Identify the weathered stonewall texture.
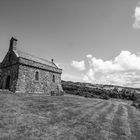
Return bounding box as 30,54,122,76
0,37,63,95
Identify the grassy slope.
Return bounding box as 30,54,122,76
0,93,140,140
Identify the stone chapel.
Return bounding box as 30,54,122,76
0,37,63,94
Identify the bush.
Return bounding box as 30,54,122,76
132,98,140,108
62,81,139,101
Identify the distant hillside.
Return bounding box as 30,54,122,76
62,80,140,101
62,80,140,93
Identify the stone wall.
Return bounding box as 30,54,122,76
0,47,63,94
0,49,19,91
16,64,62,94
1,51,18,67
0,64,19,92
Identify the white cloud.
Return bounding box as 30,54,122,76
86,54,92,58
71,60,85,71
83,51,140,87
115,51,140,70
83,69,95,83
133,3,140,29
86,51,140,74
61,50,140,88
62,73,83,82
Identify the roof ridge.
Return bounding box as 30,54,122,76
13,50,58,68
17,50,52,63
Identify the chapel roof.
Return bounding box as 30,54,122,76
14,50,58,68
8,37,62,74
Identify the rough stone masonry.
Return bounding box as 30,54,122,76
0,37,63,95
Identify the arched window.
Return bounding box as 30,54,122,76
35,71,39,81
52,75,55,83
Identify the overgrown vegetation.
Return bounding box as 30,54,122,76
131,93,140,108
62,81,139,101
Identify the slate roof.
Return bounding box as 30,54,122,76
14,50,57,68
13,50,62,74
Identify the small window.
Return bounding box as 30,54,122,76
35,71,39,81
52,75,55,83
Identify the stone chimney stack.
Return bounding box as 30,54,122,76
51,59,54,63
9,37,17,51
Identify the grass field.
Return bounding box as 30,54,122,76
0,93,140,140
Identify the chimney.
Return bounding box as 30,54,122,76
51,59,54,63
9,37,17,51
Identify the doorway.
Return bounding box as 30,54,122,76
5,75,10,89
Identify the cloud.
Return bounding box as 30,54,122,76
83,69,95,83
71,60,85,71
83,51,140,87
86,51,140,73
86,54,92,58
115,51,140,70
133,3,140,29
62,73,83,82
62,50,140,88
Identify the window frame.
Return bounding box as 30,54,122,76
35,71,39,81
52,75,55,83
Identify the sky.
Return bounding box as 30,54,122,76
0,0,140,88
